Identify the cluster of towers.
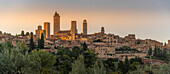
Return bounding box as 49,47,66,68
36,22,50,39
36,11,88,40
53,11,88,39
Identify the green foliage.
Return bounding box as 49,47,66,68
124,56,130,73
54,45,57,49
1,41,170,74
136,40,140,44
82,42,88,51
70,54,87,74
54,47,73,73
72,46,83,59
21,30,25,36
153,63,170,74
38,33,44,49
115,46,139,54
130,63,170,74
38,39,41,48
88,60,106,74
0,42,30,74
148,48,152,56
29,50,56,73
130,57,143,64
103,58,119,73
83,49,97,68
70,55,106,74
29,32,35,52
26,32,30,36
0,42,56,74
153,47,164,60
40,33,44,48
166,53,170,62
93,39,103,42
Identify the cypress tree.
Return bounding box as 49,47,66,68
29,32,35,52
26,32,30,36
148,48,152,56
38,39,40,48
40,33,44,49
82,42,88,51
21,30,25,36
38,33,45,49
124,56,130,73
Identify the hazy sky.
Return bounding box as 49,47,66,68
0,0,170,43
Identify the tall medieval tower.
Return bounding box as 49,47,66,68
71,21,77,41
82,19,87,36
44,22,50,39
101,27,105,35
53,11,60,34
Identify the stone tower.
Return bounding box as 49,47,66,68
44,22,50,39
38,25,42,30
54,11,60,35
101,27,105,35
71,21,77,40
36,25,46,39
82,19,87,36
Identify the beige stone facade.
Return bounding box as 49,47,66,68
54,11,60,34
44,22,50,39
82,20,87,36
36,25,46,39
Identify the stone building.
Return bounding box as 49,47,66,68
44,22,50,39
35,25,46,39
82,19,87,37
101,27,105,35
71,21,77,41
54,11,60,34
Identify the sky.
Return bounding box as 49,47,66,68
0,0,170,43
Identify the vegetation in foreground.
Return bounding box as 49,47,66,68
0,41,170,74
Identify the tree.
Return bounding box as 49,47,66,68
124,56,130,73
153,63,170,74
164,42,167,46
38,33,44,49
26,32,30,36
148,48,152,56
88,60,106,74
29,50,56,73
118,61,125,73
153,47,164,59
70,54,87,74
82,42,88,51
136,40,140,44
0,42,31,74
72,46,82,59
83,49,97,68
54,48,73,74
21,30,25,36
113,62,119,73
93,39,103,42
29,32,35,52
103,58,118,72
40,33,44,49
166,53,170,62
129,65,145,74
130,63,170,74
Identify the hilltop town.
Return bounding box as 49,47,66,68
0,11,170,61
